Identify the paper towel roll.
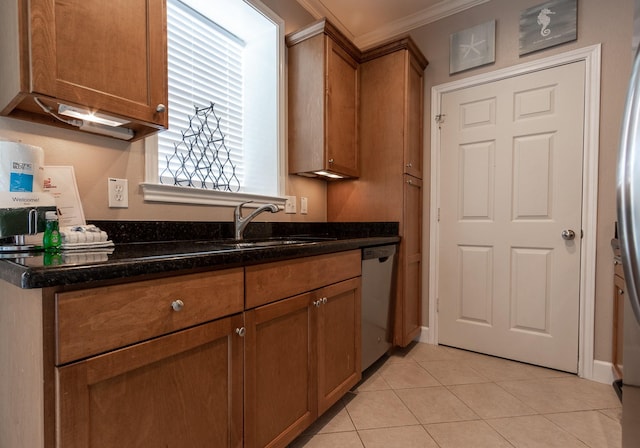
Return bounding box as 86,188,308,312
0,141,45,192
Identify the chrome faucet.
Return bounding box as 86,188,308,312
234,201,280,240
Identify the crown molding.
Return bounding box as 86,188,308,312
296,0,490,49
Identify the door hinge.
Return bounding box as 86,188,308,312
437,207,440,222
437,297,440,313
435,113,446,124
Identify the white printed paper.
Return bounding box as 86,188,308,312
42,166,86,227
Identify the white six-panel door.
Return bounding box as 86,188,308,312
438,61,585,373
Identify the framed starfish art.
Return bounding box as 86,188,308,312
449,20,496,74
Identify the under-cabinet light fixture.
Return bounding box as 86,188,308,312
58,104,130,127
313,170,345,179
79,121,134,140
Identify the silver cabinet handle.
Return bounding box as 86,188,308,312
619,289,625,296
156,104,166,113
561,229,576,240
235,327,246,337
328,158,334,164
313,298,328,307
171,299,184,311
406,162,412,168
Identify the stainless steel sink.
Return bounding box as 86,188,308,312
183,237,335,251
221,238,329,249
228,240,306,248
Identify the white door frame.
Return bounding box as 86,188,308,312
427,44,602,380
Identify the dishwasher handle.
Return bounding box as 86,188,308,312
362,244,397,261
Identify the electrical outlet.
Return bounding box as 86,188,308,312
300,197,308,214
284,195,296,214
108,178,129,208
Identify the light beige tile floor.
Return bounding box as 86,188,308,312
289,342,622,448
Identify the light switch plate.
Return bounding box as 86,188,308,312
108,178,129,208
284,195,296,214
300,197,308,214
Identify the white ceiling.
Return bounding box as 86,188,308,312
296,0,490,49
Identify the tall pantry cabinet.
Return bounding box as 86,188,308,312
327,38,428,347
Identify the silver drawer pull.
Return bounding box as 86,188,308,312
322,297,327,304
235,327,246,337
171,299,184,312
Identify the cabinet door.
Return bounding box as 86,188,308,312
326,37,359,177
404,52,424,179
317,277,361,415
396,175,423,346
56,314,244,448
245,293,317,448
29,0,167,127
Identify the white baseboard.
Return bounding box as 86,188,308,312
416,326,432,344
415,326,614,385
590,360,616,385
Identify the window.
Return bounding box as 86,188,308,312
143,0,285,206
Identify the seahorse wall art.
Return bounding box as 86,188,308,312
537,7,556,37
519,0,577,56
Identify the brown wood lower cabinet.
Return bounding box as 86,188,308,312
56,314,244,448
244,277,361,448
398,175,423,346
0,252,362,448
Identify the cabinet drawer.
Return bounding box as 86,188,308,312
55,269,244,365
245,250,361,308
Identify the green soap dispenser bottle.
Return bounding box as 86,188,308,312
43,211,61,252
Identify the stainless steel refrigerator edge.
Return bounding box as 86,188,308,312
616,1,640,445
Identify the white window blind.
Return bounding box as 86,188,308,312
159,0,245,191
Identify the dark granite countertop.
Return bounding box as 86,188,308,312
0,221,400,289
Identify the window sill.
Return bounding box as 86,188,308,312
140,183,286,208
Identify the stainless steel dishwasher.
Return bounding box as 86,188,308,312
361,244,397,371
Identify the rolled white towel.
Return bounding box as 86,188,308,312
60,225,109,244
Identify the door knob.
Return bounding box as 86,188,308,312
561,229,576,240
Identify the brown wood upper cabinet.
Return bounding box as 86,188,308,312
0,0,168,141
287,19,360,178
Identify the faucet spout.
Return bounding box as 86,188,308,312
234,201,280,240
